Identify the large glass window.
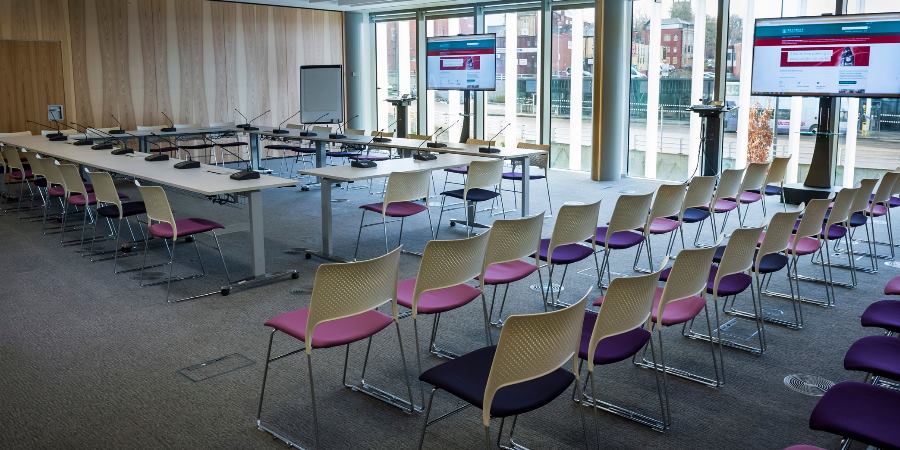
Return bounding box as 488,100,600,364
375,20,418,134
484,11,542,148
426,16,476,143
549,7,595,171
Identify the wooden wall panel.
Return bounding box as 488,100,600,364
0,41,66,133
0,0,344,130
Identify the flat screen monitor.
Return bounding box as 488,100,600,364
426,34,497,91
751,12,900,98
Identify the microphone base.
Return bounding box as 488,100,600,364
74,139,94,146
160,127,176,133
242,126,259,131
271,129,290,134
426,142,447,148
479,147,501,154
329,133,347,139
296,131,316,137
48,135,67,142
372,137,392,143
111,148,134,155
145,154,170,162
414,152,437,161
174,160,201,169
109,129,126,135
351,160,378,169
91,143,113,150
230,169,261,180
236,124,251,129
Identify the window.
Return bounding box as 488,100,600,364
664,34,671,42
550,7,594,171
426,16,476,143
375,20,418,134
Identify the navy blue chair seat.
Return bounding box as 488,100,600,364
670,207,710,224
441,188,500,203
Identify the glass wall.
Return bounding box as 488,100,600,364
484,11,542,148
426,16,476,143
375,20,418,134
550,7,595,171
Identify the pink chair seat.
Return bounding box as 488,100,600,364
148,218,224,239
10,169,33,180
699,199,738,213
481,260,538,285
360,201,427,218
885,275,900,295
787,235,821,256
868,204,888,217
397,278,481,314
736,191,763,204
641,217,680,234
264,307,393,349
67,193,97,206
48,186,66,197
595,287,705,327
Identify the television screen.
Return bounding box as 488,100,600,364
426,34,497,91
751,13,900,98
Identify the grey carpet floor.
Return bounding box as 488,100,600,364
0,166,893,449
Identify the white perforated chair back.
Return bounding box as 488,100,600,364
657,246,717,320
650,184,687,221
464,159,503,195
346,128,365,136
795,199,831,240
757,211,802,268
517,142,550,169
22,152,45,179
306,247,401,353
548,201,601,264
483,296,586,426
683,176,716,212
208,122,235,128
714,226,764,294
826,187,858,228
765,156,790,187
483,213,545,272
383,170,431,212
41,128,77,136
587,267,664,368
466,138,496,146
740,162,770,193
58,164,89,197
0,131,32,137
137,185,177,237
871,172,899,206
174,123,200,129
851,178,878,214
412,232,490,316
1,147,25,172
312,125,332,133
606,192,653,238
713,168,745,203
42,159,64,187
371,130,394,138
408,133,432,140
137,125,164,132
89,171,122,211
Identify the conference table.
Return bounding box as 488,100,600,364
299,153,493,261
0,134,299,296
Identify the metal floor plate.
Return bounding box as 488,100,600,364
783,374,834,396
178,353,254,382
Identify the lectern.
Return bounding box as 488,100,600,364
386,96,415,138
687,104,730,177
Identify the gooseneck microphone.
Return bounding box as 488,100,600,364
27,120,67,141
69,122,116,150
142,133,179,162
296,113,327,137
479,123,511,154
371,119,398,144
68,122,96,146
109,114,126,134
160,112,176,132
239,109,270,132
273,109,302,134
235,108,250,129
414,127,440,161
205,137,259,180
351,119,398,169
332,114,359,139
428,118,461,149
152,132,200,169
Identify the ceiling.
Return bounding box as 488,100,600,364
220,0,475,12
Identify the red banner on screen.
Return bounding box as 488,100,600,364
780,46,870,67
439,56,481,71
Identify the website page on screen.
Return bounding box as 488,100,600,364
752,14,900,97
426,35,496,90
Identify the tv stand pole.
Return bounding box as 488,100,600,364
783,96,840,205
459,90,472,143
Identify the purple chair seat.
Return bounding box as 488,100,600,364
350,154,390,162
660,265,751,296
820,224,847,240
266,144,316,154
482,260,538,285
10,169,33,180
861,300,900,334
396,278,481,314
502,171,546,181
419,345,574,418
264,307,392,349
48,186,65,197
868,203,888,217
787,235,821,256
444,166,468,175
326,151,354,158
809,381,900,450
441,188,500,203
641,217,680,234
97,201,146,218
595,287,705,326
698,199,738,213
591,227,645,249
579,311,650,364
538,239,594,265
727,192,763,204
890,197,900,208
750,185,783,196
670,207,710,224
712,245,788,274
67,193,98,206
885,276,900,295
360,201,427,218
843,335,900,381
148,218,224,239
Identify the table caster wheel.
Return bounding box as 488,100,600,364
449,222,455,227
291,272,300,279
305,253,312,260
301,186,310,192
221,287,231,296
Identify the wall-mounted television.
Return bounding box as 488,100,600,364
751,12,900,98
426,34,497,91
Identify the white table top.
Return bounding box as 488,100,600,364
299,153,491,182
0,135,296,196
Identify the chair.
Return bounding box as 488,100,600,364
807,187,858,306
836,178,880,274
696,168,744,243
673,176,716,249
843,335,900,385
417,297,587,450
442,138,496,191
589,192,653,291
137,184,231,303
580,266,669,431
397,232,491,373
632,246,721,388
682,226,766,359
86,171,147,273
481,213,545,326
539,200,602,308
39,158,68,235
861,300,900,336
351,131,393,163
633,183,686,273
725,210,803,329
761,199,832,310
58,163,98,247
863,171,900,262
753,156,790,212
435,159,505,238
1,146,33,213
20,151,49,216
315,125,355,163
730,161,770,224
256,247,415,449
354,169,433,259
808,382,900,450
501,142,552,216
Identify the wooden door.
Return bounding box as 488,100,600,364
0,40,66,134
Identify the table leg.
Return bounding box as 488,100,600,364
520,156,530,217
249,190,265,276
315,141,326,168
138,137,148,154
249,132,261,171
322,179,333,257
